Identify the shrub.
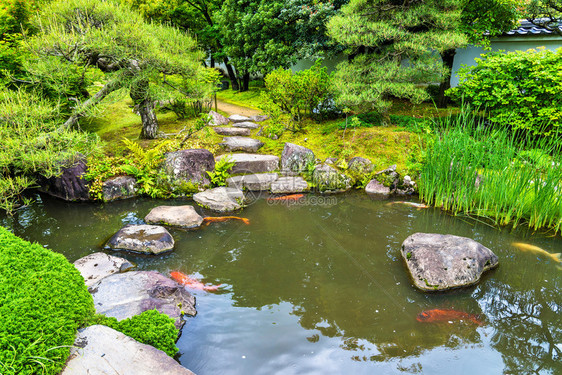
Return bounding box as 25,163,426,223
0,226,94,375
207,156,235,187
449,48,562,136
89,310,179,357
263,60,334,124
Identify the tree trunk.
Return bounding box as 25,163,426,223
138,99,159,139
61,79,123,130
242,72,250,92
130,77,159,139
437,49,456,108
223,57,239,91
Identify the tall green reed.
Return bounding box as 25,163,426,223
419,107,562,233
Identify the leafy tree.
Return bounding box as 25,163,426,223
526,0,562,35
26,0,210,139
327,0,467,114
217,0,346,91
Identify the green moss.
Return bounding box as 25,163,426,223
87,310,179,357
406,252,412,260
0,227,95,375
216,88,265,109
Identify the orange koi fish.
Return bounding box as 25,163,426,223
416,309,483,325
170,271,221,292
203,216,250,225
268,194,304,201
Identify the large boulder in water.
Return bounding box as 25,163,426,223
144,205,204,229
61,325,196,375
281,143,315,173
89,270,196,329
38,153,90,201
401,233,499,292
102,176,138,202
164,149,215,188
73,252,135,287
105,225,175,254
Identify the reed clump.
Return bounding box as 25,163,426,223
419,109,562,233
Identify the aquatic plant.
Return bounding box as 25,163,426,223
419,110,562,233
0,226,94,375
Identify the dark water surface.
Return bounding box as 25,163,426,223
2,193,561,374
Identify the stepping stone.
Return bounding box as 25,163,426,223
227,173,279,191
232,121,259,129
105,225,174,254
229,114,251,123
193,187,245,212
220,136,264,152
89,270,196,329
401,233,499,292
61,325,196,375
249,114,269,122
74,252,135,287
145,205,204,229
209,110,229,126
217,153,279,174
270,176,309,194
214,127,251,136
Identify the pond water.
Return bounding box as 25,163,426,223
2,193,561,374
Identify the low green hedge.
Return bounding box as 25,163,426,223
0,226,94,375
0,227,181,374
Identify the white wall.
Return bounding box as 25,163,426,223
451,37,562,87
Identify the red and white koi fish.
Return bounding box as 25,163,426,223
416,309,483,325
170,271,221,292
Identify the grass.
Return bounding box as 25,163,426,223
419,109,562,233
216,87,265,110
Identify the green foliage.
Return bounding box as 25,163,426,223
460,0,519,46
207,156,235,187
327,0,467,113
0,87,100,213
0,227,94,375
419,108,562,233
449,48,562,136
262,60,334,127
87,310,179,357
336,112,383,130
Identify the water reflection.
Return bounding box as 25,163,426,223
1,192,561,374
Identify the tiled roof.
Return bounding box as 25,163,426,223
505,19,562,36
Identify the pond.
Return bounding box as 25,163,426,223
2,193,561,374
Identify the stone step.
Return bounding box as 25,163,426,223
193,187,245,212
217,153,279,175
232,121,259,129
220,136,264,153
270,176,309,194
228,114,251,123
227,173,279,191
214,127,251,136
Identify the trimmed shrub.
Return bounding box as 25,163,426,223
0,226,94,375
449,48,562,136
91,310,180,357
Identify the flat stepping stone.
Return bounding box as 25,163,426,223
401,233,499,292
90,270,196,329
217,153,279,174
214,127,251,136
232,121,259,129
74,252,135,287
270,176,309,194
249,114,269,122
229,114,251,123
145,205,203,229
220,136,264,152
227,173,278,191
209,110,229,126
105,225,174,254
193,187,245,212
61,325,195,375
